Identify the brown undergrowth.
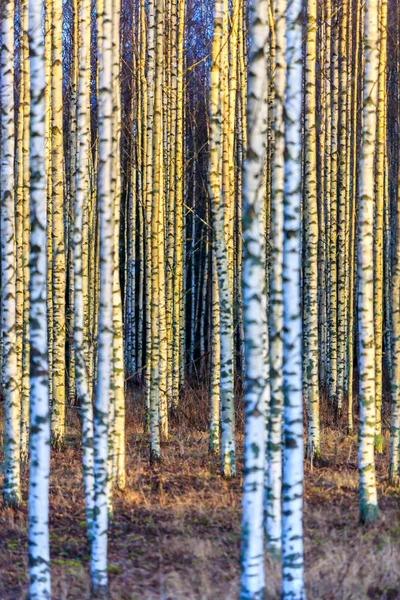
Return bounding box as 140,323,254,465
0,388,400,599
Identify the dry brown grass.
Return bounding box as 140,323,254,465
1,389,400,599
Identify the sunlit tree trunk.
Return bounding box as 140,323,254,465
304,0,320,458
51,0,66,446
110,0,126,490
390,160,400,485
357,0,379,525
74,0,95,538
172,0,185,405
374,0,387,454
17,0,31,463
348,0,362,434
336,0,349,416
145,0,155,428
149,0,165,462
45,0,53,407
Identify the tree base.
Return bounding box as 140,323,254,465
91,582,108,599
3,490,22,509
360,502,379,525
150,450,161,466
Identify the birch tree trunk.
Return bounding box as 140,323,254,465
209,0,236,479
240,0,269,596
20,0,31,463
266,0,285,554
110,0,126,490
357,0,379,524
91,0,115,591
304,0,320,458
374,0,387,454
50,0,66,446
390,165,400,485
1,0,22,508
74,0,95,538
28,0,51,594
281,0,305,593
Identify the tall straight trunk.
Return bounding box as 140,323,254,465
149,0,165,462
28,0,51,594
20,0,31,463
45,0,53,406
281,0,305,593
304,0,320,458
74,0,95,538
390,157,400,485
374,0,387,454
166,0,177,401
329,2,339,408
1,0,21,508
209,252,220,454
240,0,269,596
348,0,362,433
172,0,185,405
145,0,155,428
111,0,125,490
67,0,78,408
266,0,285,554
137,26,145,377
51,0,66,446
91,0,115,591
323,0,332,394
16,0,25,464
357,0,379,525
209,0,236,478
337,0,349,415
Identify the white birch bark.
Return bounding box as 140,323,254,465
91,0,114,591
1,0,21,507
281,0,305,594
390,180,400,485
74,0,95,538
28,1,51,595
304,0,320,458
266,0,286,555
111,0,125,491
357,0,379,523
209,0,236,478
240,0,269,597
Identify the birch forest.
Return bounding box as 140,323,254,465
1,0,400,597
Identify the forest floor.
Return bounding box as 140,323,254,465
1,387,400,599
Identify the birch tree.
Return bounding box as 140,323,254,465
304,0,320,458
266,0,285,554
281,0,305,593
240,0,269,596
1,0,22,508
91,0,115,590
28,0,51,594
50,0,66,446
74,0,95,536
209,0,236,478
357,0,379,524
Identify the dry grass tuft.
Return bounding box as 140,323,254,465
0,389,399,599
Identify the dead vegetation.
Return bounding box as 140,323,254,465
1,389,400,599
